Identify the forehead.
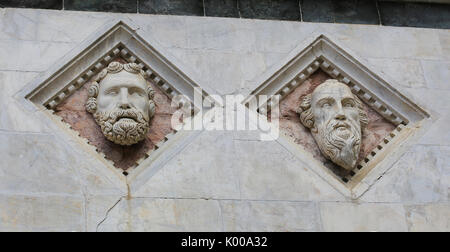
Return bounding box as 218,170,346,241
99,71,147,90
312,82,354,102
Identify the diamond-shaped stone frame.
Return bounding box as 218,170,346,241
17,19,214,193
244,34,434,199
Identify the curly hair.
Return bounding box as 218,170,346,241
297,81,368,132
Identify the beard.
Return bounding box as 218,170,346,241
93,108,149,146
314,118,362,171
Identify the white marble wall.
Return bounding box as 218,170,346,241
0,8,449,232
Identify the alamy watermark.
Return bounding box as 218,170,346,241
170,88,280,141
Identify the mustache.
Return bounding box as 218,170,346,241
108,108,142,123
323,118,360,150
327,120,350,130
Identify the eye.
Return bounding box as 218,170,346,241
130,89,145,97
106,89,118,95
322,102,331,108
343,101,355,108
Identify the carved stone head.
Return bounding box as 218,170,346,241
86,62,156,146
298,79,368,170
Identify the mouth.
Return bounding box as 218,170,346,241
120,116,135,119
117,116,137,122
333,123,350,130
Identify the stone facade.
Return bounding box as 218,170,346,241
0,8,449,232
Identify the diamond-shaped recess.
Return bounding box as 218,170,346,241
19,20,211,192
244,34,433,199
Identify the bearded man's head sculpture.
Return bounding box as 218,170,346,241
298,79,368,170
86,62,156,146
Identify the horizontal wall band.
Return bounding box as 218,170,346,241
0,0,449,29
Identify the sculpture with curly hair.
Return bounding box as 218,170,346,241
86,62,156,146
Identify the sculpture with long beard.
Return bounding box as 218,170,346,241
298,79,368,171
93,108,149,146
314,116,362,170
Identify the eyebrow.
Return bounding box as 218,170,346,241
105,84,146,91
129,86,146,92
341,97,356,102
317,96,335,104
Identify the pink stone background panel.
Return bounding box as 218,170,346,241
277,70,396,175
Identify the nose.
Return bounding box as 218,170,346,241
119,88,131,109
334,105,346,120
335,113,346,120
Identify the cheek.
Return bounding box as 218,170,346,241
97,95,116,111
347,109,360,122
351,110,360,119
313,108,330,126
131,96,149,112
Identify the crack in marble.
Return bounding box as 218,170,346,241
96,197,123,232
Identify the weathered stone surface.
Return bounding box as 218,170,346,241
252,20,317,53
174,50,244,95
238,0,300,21
421,60,450,90
178,50,267,95
367,58,427,89
137,129,345,201
405,204,450,231
0,133,82,195
85,195,123,232
139,0,204,16
65,0,137,13
320,202,408,232
185,17,256,53
0,71,50,132
135,131,241,199
234,131,346,201
438,30,450,60
301,0,334,23
302,0,379,25
400,88,450,145
379,1,450,29
376,27,443,60
328,24,443,60
0,40,76,71
277,70,395,176
0,0,62,9
360,145,450,203
0,195,84,232
55,64,176,170
71,149,126,195
130,15,188,49
205,0,239,18
220,200,320,231
0,71,39,97
97,198,223,232
1,0,449,30
0,8,110,43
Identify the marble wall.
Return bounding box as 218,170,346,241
0,8,449,231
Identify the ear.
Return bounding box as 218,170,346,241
147,87,155,100
86,97,97,114
88,82,99,98
148,100,156,119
